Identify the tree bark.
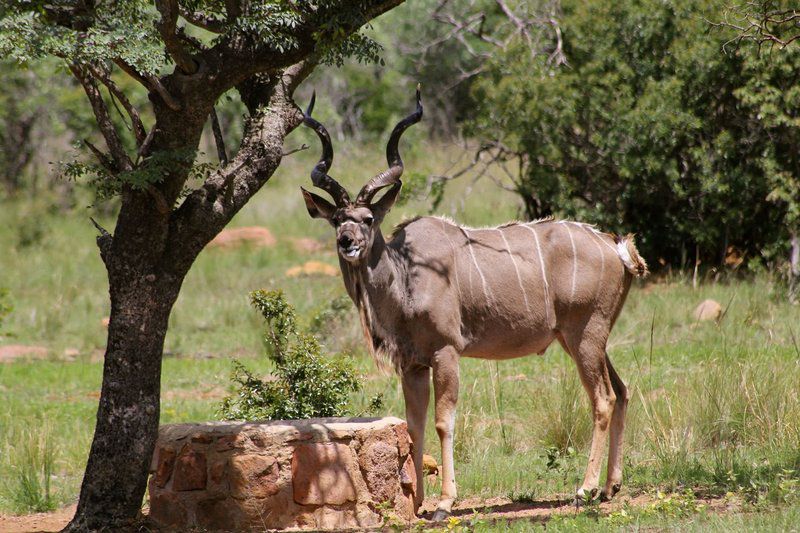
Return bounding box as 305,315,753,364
64,213,184,531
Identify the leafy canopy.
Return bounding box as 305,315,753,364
470,0,800,266
0,1,382,71
0,1,388,203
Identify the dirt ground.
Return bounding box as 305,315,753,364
0,493,739,532
0,504,76,533
418,492,736,524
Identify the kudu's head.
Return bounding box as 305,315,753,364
301,87,422,263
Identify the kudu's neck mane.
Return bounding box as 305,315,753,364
341,229,406,372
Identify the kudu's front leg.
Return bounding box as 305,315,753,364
431,346,460,521
402,365,430,513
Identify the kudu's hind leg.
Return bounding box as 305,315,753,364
601,354,628,501
431,346,460,521
402,366,430,513
559,330,616,504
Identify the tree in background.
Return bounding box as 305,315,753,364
717,0,800,299
0,1,403,529
469,0,800,278
301,0,564,140
0,62,41,194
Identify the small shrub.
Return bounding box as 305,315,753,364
219,290,380,421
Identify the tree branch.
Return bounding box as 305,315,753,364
191,0,404,97
146,184,172,214
167,60,315,274
87,64,147,147
282,144,309,157
90,217,113,266
210,107,228,165
180,8,226,33
155,0,198,74
112,58,149,88
84,139,114,172
69,65,133,172
713,2,800,52
112,59,181,111
146,74,182,111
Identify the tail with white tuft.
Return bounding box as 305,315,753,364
615,234,648,277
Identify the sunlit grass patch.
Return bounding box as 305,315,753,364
2,143,800,522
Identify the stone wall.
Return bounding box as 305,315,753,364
148,417,416,531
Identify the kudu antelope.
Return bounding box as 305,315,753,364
300,88,648,520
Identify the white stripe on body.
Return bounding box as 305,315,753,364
460,227,493,303
577,222,618,254
559,221,578,300
520,223,551,324
439,219,463,298
495,228,531,313
576,222,606,300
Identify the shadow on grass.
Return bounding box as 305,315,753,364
420,496,575,521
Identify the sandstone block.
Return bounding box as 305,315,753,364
172,446,207,491
229,454,280,499
292,442,357,505
153,447,176,488
149,492,186,527
359,440,399,504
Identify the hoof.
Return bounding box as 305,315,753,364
600,483,621,502
431,509,451,522
574,487,598,506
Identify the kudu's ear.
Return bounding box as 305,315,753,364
370,182,402,220
301,187,336,221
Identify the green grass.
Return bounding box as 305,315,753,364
2,142,800,528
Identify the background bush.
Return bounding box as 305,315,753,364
468,0,800,269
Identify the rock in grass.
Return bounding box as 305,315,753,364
285,261,338,278
693,299,722,321
423,454,438,476
209,226,276,249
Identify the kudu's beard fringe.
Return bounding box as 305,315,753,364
354,282,396,376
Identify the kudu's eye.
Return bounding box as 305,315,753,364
364,216,374,226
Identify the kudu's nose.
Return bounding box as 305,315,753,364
338,235,353,248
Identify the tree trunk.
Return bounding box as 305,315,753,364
65,216,184,531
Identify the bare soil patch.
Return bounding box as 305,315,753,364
419,492,740,525
0,344,48,363
0,493,741,532
0,504,76,533
289,237,326,254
